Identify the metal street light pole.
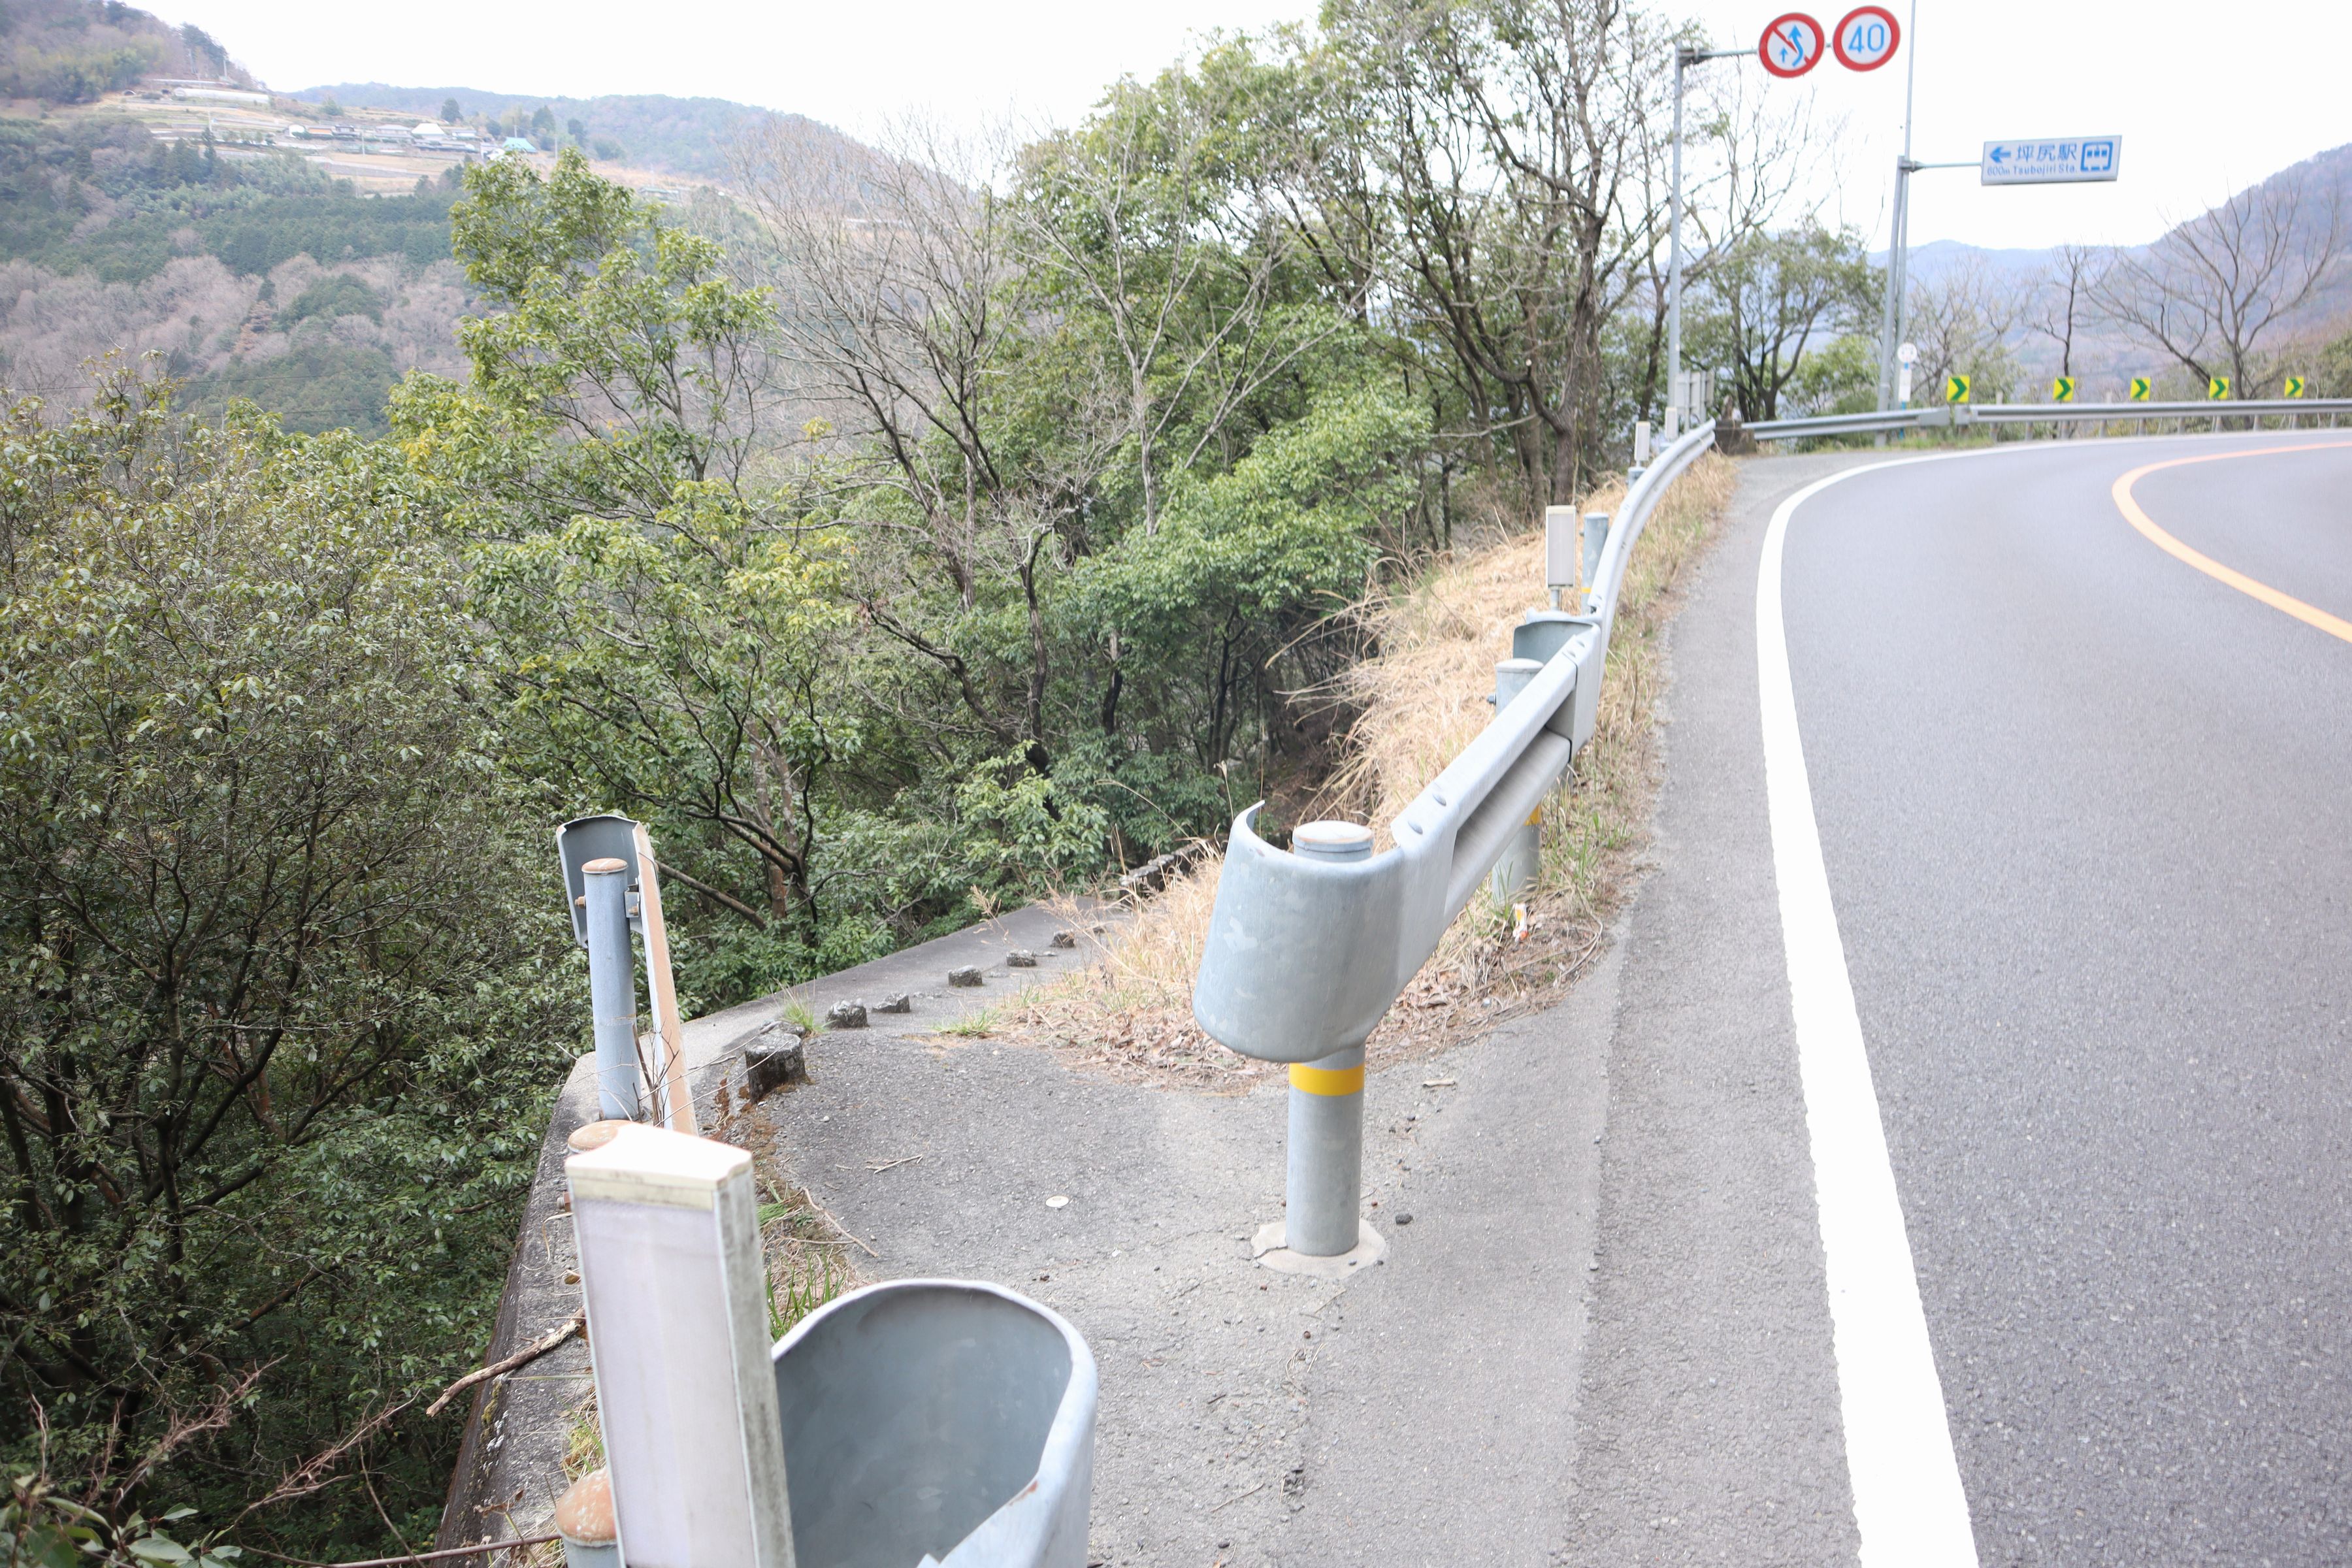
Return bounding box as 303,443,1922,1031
1876,0,1922,411
1666,42,1747,440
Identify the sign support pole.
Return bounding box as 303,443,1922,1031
1875,0,1920,414
1665,44,1746,444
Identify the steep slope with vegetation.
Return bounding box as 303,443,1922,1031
0,0,246,104
0,114,472,431
293,85,852,183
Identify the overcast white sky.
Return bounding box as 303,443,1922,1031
151,0,2351,253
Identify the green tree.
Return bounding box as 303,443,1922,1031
1687,223,1876,421
0,372,577,1554
398,152,851,939
440,96,461,123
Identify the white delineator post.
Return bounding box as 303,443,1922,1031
568,1124,796,1568
1544,504,1580,610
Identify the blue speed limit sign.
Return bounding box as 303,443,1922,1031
1759,12,1825,77
1833,5,1901,70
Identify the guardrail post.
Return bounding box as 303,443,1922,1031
1488,659,1545,906
582,857,643,1120
1282,821,1375,1260
1580,512,1610,608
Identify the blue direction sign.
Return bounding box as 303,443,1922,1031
1982,137,2121,186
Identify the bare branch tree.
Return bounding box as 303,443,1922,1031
2091,172,2346,392
2027,242,2103,381
1011,69,1360,536
1907,258,2025,401
1333,0,1676,502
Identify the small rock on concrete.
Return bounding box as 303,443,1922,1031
742,1024,808,1101
875,992,912,1013
1006,949,1038,968
1394,1212,1414,1226
1051,930,1077,948
947,965,984,988
825,1000,868,1030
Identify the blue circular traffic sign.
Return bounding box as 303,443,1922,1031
1759,12,1825,77
1833,5,1901,71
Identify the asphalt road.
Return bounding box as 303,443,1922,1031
1779,431,2352,1564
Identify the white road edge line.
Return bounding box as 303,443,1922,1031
1758,459,1980,1568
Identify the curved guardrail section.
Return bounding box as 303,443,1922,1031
1748,397,2352,442
1188,398,2340,1260
1191,418,1722,1068
1196,395,2352,1054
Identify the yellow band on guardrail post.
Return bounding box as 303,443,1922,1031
1288,1062,1367,1096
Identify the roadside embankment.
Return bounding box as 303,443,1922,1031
1012,453,1739,1080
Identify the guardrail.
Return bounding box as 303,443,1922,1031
1188,417,1723,1263
1192,391,2352,1263
1748,397,2352,441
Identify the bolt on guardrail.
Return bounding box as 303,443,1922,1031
1192,420,1723,1260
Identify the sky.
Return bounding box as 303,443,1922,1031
148,0,2352,254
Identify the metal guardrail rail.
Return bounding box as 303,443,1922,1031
1748,397,2352,441
1188,395,2351,1262
1188,417,1724,1262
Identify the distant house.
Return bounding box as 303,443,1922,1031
502,136,536,153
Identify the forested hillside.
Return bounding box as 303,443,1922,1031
0,114,472,431
0,0,247,103
293,84,850,182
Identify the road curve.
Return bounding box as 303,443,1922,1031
1780,431,2352,1563
1555,430,2352,1568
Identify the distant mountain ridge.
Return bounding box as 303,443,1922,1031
1881,142,2352,289
290,84,849,183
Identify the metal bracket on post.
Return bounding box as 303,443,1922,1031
1580,512,1610,611
1486,660,1545,907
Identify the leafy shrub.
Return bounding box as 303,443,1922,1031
0,374,580,1558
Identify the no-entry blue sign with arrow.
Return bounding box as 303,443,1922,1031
1982,137,2122,185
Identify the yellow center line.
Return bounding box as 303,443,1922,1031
2112,442,2352,646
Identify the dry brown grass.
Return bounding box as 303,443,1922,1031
1014,453,1741,1083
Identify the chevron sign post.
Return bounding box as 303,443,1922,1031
2051,376,2075,402
1945,374,1971,404
2284,375,2307,398
2208,376,2231,400
2129,377,2153,401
